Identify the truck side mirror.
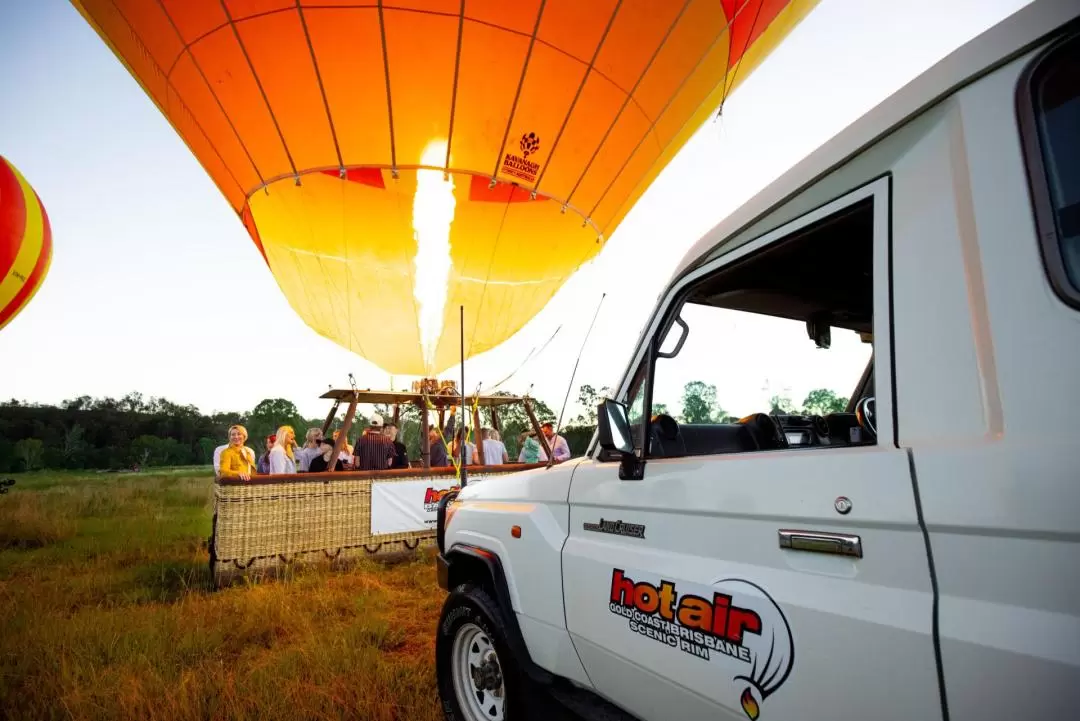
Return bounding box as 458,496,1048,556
597,399,633,454
597,399,645,480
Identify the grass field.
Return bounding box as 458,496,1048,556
0,469,446,721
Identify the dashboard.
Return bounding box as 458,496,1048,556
644,409,873,459
775,412,870,447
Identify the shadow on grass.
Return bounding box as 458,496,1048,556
131,558,213,601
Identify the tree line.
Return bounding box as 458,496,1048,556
573,382,849,425
0,382,848,473
0,391,568,473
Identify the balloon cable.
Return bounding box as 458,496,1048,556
715,0,766,120
550,292,606,467
488,323,563,392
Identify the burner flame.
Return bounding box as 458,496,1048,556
740,687,760,720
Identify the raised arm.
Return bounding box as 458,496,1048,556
443,407,457,438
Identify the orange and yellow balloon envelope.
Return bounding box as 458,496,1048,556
70,0,819,375
0,156,52,333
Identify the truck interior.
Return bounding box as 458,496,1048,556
630,195,879,459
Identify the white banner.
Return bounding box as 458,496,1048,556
370,478,461,535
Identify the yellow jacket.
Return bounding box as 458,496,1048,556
219,444,257,479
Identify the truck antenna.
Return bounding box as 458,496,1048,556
551,292,606,467
459,304,468,487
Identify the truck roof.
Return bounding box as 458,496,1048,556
669,0,1079,283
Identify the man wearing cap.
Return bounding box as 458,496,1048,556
353,414,395,471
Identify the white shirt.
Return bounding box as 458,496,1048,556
461,442,476,465
268,446,297,474
548,434,571,462
213,444,227,476
482,439,508,465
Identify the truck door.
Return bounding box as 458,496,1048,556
890,32,1080,720
563,180,944,721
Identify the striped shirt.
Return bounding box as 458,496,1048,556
354,429,395,470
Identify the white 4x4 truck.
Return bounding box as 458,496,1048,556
433,2,1080,720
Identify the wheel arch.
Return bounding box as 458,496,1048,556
442,544,555,686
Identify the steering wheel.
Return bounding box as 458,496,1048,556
855,396,877,441
649,413,685,457
738,413,790,451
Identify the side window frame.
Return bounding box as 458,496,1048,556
1016,29,1080,310
590,176,895,460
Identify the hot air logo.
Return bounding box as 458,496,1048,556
501,131,541,183
423,485,460,513
608,568,794,719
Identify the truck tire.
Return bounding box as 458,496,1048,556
436,582,531,721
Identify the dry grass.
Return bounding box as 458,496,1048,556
0,470,447,721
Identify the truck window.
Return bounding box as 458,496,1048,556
628,197,877,458
1019,31,1080,306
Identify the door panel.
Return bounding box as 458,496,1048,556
893,45,1080,720
564,447,941,721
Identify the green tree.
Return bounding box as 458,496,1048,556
130,435,163,467
680,381,724,424
197,437,219,465
247,398,306,444
119,392,147,413
573,384,611,426
61,395,93,411
802,388,848,416
769,395,797,414
249,398,303,425
159,437,188,466
62,423,87,466
14,438,43,471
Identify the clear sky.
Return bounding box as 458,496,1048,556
0,0,1030,422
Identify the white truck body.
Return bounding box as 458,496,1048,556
435,2,1080,720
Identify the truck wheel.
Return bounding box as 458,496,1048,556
436,583,526,721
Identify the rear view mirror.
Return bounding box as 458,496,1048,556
597,399,634,455
806,312,831,349
657,315,689,359
597,399,644,481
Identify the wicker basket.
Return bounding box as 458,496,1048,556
209,464,538,586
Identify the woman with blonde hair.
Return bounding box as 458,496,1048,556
332,429,354,470
268,425,297,474
218,425,257,481
296,427,324,472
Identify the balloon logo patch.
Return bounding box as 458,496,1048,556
608,568,794,719
501,131,542,183
519,132,540,158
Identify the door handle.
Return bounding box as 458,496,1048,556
778,529,862,558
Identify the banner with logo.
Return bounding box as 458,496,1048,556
370,478,460,535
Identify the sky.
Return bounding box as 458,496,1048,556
0,0,1031,423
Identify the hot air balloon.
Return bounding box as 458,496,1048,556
0,156,52,333
70,0,818,376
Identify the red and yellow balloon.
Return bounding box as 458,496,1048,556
0,156,52,332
